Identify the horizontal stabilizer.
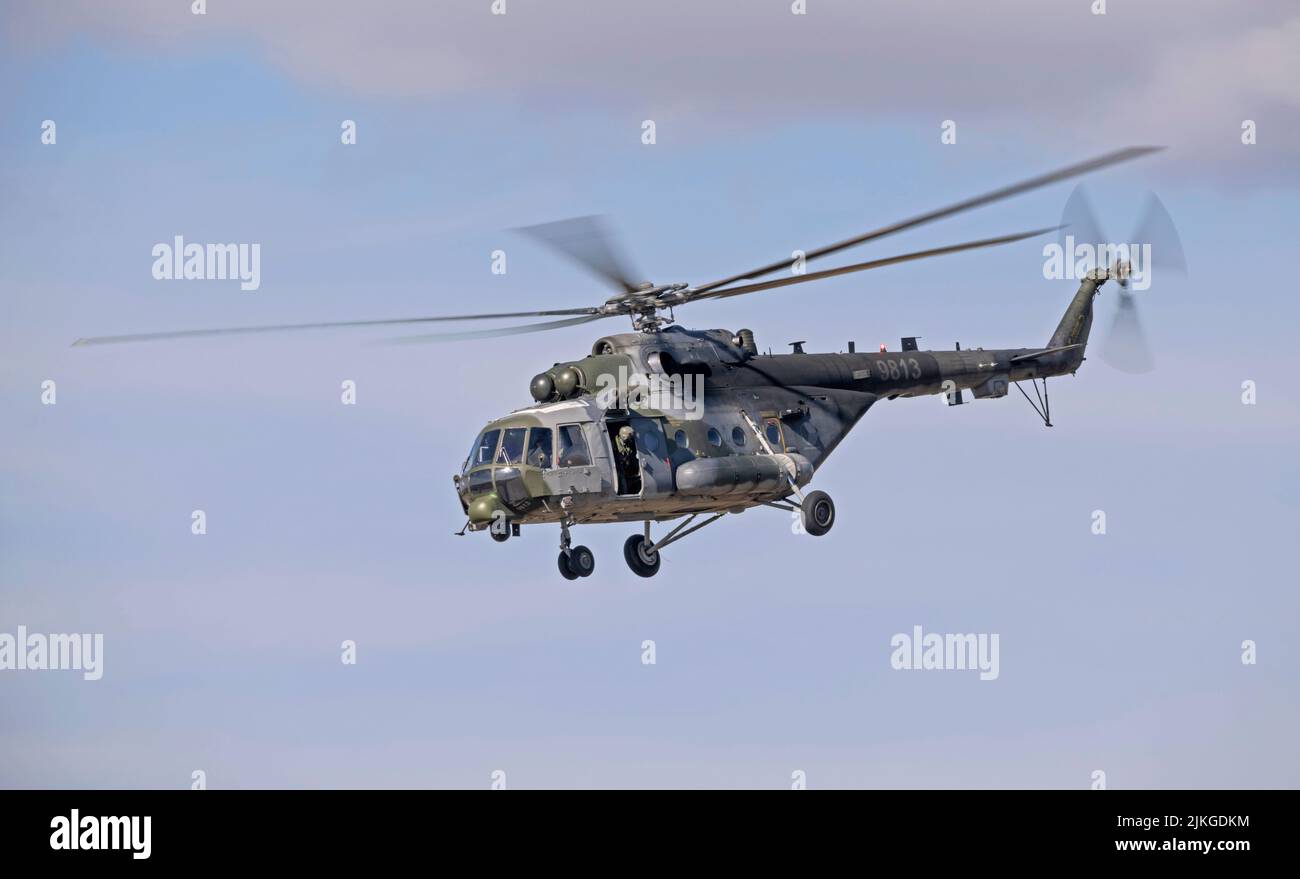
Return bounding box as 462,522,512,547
1010,344,1083,363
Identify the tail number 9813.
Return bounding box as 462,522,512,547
876,357,922,381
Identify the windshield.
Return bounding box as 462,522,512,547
466,429,500,469
497,427,526,465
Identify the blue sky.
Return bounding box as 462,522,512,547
1,1,1297,788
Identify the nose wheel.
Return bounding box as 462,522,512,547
559,545,595,579
556,518,594,579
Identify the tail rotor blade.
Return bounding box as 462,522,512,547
1059,185,1107,261
1102,289,1154,374
1131,191,1187,277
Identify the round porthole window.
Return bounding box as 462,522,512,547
732,426,746,446
706,427,722,447
765,423,781,446
674,429,688,449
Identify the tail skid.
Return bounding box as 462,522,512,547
1010,273,1112,428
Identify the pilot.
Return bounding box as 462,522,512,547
614,425,641,494
527,436,550,468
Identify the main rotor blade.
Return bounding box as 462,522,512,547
688,227,1058,303
514,215,643,294
692,146,1163,294
71,307,601,346
378,313,611,345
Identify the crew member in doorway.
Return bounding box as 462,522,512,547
614,425,642,495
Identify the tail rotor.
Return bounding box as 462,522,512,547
1059,186,1187,374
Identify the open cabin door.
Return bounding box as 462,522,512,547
605,413,673,498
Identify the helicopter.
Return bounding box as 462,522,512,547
75,146,1179,580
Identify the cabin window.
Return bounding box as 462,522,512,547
526,427,553,468
557,424,591,467
765,422,781,447
497,427,527,465
731,426,747,446
706,427,722,448
640,428,660,456
673,429,689,450
470,429,500,467
467,468,494,495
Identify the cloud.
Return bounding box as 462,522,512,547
7,0,1298,175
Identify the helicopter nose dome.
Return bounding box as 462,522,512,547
530,372,555,402
553,366,580,398
468,495,499,525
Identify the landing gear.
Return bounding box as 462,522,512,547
1015,376,1053,428
737,407,832,537
623,535,661,578
800,490,836,536
621,514,726,578
567,545,595,577
556,519,594,580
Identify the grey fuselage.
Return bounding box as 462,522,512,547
453,277,1100,528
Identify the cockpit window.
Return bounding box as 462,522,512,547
497,427,527,465
469,429,500,467
557,424,591,467
526,427,553,468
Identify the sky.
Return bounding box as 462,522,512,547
1,0,1297,789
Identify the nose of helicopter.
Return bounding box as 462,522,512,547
454,466,512,528
455,467,537,529
465,493,498,524
455,422,549,528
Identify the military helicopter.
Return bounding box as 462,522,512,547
76,146,1176,580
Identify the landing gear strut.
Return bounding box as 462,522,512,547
557,518,594,580
623,514,726,578
1015,376,1053,428
762,490,837,536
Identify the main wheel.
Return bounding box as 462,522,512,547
490,527,510,543
557,551,580,580
623,535,661,578
568,545,596,577
801,490,836,536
